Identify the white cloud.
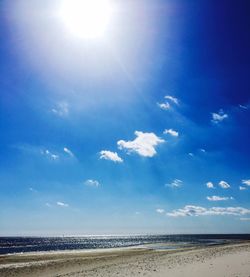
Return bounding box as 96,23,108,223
163,129,179,137
211,109,228,123
206,182,214,189
63,147,74,157
156,208,165,214
15,144,61,162
239,104,248,110
52,102,69,117
240,218,250,221
100,150,123,163
200,148,206,153
239,186,247,191
158,95,179,111
166,205,250,217
165,179,183,188
84,179,100,187
218,180,230,189
157,102,170,110
41,149,59,160
117,131,164,158
167,205,207,217
164,95,179,105
188,152,194,157
242,179,250,186
57,201,69,207
207,196,233,201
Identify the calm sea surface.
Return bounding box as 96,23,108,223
0,234,249,255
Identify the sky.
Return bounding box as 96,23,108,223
0,0,250,236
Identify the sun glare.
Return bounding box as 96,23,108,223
60,0,113,39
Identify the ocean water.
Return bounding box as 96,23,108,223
0,234,249,255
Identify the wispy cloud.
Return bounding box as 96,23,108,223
188,152,194,157
56,201,69,207
206,182,215,189
165,179,183,188
166,205,250,217
157,102,170,110
41,149,59,160
239,186,247,191
239,104,248,110
118,131,164,158
100,150,123,163
200,148,206,153
239,180,250,190
63,147,74,157
242,179,250,186
211,109,228,123
165,95,179,105
15,144,62,162
52,101,69,117
45,203,52,207
157,95,179,111
207,196,233,201
84,179,100,187
156,208,165,214
163,129,179,137
218,180,230,189
240,218,250,221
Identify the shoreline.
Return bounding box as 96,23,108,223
0,241,249,276
1,237,247,257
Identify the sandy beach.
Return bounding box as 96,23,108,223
0,242,250,277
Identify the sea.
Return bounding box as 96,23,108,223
0,234,249,255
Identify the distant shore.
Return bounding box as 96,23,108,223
0,241,250,277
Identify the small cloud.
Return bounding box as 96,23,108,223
240,218,250,221
211,109,228,123
100,150,123,163
41,149,59,160
84,179,100,187
218,180,230,189
166,205,250,217
167,205,207,217
207,196,233,201
135,211,141,215
163,129,179,137
156,208,165,214
157,95,179,111
52,102,69,117
15,144,60,162
29,187,37,192
239,186,247,191
118,131,164,158
206,182,215,189
165,179,183,188
63,147,74,157
239,104,248,110
157,102,170,110
164,95,179,105
56,201,69,207
200,148,206,153
242,179,250,186
188,152,194,157
45,202,52,207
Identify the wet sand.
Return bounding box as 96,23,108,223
0,242,250,277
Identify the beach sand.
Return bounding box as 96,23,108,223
0,242,249,277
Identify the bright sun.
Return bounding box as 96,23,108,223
60,0,113,39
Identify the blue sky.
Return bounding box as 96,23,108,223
0,0,250,235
